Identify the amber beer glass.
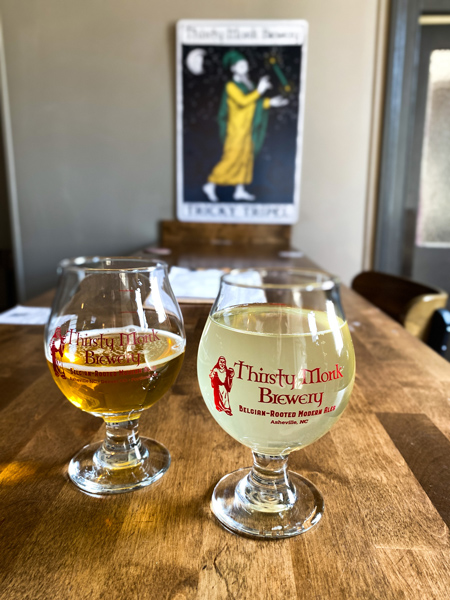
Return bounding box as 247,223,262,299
45,257,185,494
197,268,355,538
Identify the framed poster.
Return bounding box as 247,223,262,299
176,20,308,224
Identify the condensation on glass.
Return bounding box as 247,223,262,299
416,50,450,247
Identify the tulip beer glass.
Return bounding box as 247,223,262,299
197,268,355,538
45,257,185,494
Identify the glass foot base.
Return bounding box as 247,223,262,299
68,437,170,495
211,467,324,539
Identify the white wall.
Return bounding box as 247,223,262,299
0,0,384,298
292,1,382,284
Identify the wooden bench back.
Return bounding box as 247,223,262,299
160,220,291,247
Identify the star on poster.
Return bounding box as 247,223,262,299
176,20,308,224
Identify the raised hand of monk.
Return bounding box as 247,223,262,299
257,75,272,95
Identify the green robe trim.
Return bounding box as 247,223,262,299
217,81,269,156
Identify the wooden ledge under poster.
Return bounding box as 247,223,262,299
176,20,308,224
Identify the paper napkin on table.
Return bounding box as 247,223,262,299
168,267,266,303
0,305,51,325
168,267,225,300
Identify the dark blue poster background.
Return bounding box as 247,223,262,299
182,45,302,205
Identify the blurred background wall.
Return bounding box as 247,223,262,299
0,0,388,300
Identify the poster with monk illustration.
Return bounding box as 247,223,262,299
176,20,308,224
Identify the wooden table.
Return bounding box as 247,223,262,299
1,252,450,599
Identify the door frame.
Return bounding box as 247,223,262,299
374,0,450,274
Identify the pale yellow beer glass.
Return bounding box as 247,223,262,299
197,268,355,538
45,257,185,494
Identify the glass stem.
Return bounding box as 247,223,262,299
95,418,146,469
240,452,297,512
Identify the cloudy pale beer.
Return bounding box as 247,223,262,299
197,304,355,455
46,327,185,419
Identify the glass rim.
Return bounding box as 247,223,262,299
58,256,168,273
221,267,340,291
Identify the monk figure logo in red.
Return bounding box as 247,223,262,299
210,356,235,416
50,327,66,379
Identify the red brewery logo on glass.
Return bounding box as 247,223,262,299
48,328,163,379
208,356,346,420
49,327,67,379
210,356,235,416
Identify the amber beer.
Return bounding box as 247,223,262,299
197,304,355,455
46,327,185,419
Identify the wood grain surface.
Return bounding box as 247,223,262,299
1,262,450,599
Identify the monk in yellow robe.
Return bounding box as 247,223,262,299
203,50,288,202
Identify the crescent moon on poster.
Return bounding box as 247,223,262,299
186,48,206,75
